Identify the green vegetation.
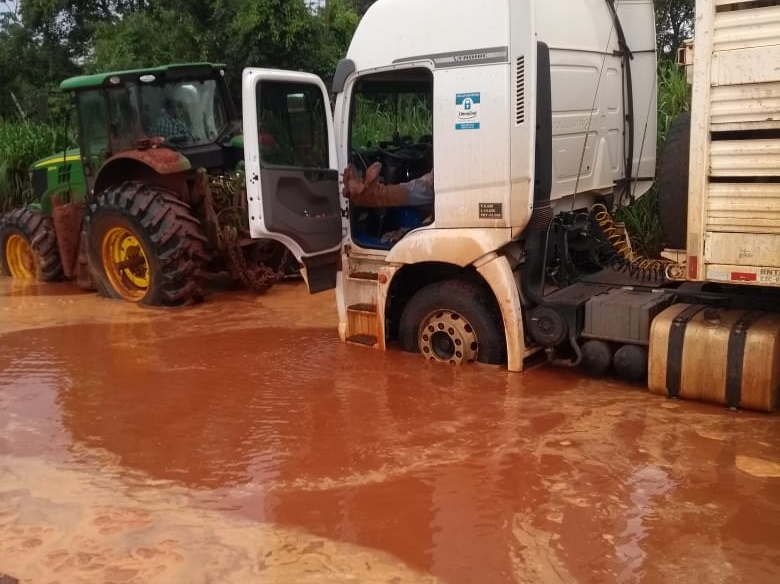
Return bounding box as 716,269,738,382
615,189,665,259
0,120,65,212
655,0,695,60
351,96,432,148
656,60,691,150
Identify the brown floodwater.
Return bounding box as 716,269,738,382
1,278,779,584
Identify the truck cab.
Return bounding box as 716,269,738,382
242,0,657,370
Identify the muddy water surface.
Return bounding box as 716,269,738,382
1,279,779,584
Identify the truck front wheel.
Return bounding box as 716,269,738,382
87,181,208,307
398,280,506,365
0,208,62,281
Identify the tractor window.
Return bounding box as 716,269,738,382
255,81,329,169
107,87,143,152
76,90,110,176
141,79,228,146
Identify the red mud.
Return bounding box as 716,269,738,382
1,279,779,583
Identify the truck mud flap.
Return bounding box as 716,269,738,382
301,250,340,293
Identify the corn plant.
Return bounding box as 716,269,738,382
351,95,432,149
0,120,65,213
656,60,691,149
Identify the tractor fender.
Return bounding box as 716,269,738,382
93,148,192,197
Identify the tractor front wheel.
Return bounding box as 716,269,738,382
87,181,208,306
0,208,62,281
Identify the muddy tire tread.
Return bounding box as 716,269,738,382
0,207,63,281
88,181,209,306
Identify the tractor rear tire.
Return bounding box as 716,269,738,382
87,181,208,307
657,111,691,250
398,280,506,365
0,208,62,281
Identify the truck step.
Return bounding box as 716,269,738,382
346,334,378,347
346,304,378,341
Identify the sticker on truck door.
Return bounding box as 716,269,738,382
455,92,480,130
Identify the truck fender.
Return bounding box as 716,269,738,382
384,228,513,267
93,149,191,196
475,254,530,373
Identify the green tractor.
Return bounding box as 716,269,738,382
0,62,293,305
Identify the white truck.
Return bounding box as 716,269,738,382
241,0,780,410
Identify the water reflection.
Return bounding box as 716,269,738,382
1,282,779,583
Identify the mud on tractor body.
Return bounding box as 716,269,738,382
0,63,296,306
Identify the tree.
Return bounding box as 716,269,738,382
19,0,120,60
90,8,203,71
222,0,357,90
0,19,78,119
347,0,375,15
309,0,360,81
655,0,694,61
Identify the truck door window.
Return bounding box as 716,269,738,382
256,82,329,169
348,68,434,249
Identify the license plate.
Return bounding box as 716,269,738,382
759,268,780,284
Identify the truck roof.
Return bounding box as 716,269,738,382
60,62,228,92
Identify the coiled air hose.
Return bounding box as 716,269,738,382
590,203,670,282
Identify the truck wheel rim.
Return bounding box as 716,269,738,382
5,234,35,279
418,310,478,364
101,227,150,301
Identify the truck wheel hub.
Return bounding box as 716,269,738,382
419,310,478,364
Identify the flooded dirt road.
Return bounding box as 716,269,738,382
1,279,779,584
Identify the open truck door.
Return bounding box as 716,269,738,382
242,69,341,293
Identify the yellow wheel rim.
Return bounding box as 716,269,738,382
101,226,150,301
5,234,36,279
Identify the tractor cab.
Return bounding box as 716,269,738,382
60,63,241,194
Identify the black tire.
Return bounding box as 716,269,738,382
0,207,62,281
398,280,506,365
87,181,208,307
657,111,691,249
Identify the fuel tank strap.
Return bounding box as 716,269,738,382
666,304,706,399
725,311,763,410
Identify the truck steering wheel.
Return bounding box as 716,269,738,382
379,143,429,162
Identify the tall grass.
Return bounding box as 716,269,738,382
0,119,65,213
617,61,691,257
656,60,691,149
351,95,432,148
